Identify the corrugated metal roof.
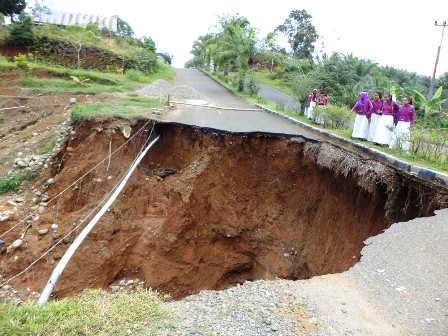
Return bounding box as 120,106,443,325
33,9,117,32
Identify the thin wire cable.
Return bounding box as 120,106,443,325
0,122,157,288
0,119,154,239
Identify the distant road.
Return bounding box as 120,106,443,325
164,68,321,140
256,83,299,109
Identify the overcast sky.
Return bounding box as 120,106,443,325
41,0,448,77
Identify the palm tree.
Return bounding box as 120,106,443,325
215,15,257,91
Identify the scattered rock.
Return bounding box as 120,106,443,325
38,228,49,235
122,125,132,139
8,239,23,252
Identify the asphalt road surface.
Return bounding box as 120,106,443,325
165,68,321,140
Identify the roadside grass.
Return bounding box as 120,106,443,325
5,59,175,94
250,71,295,97
71,97,166,120
0,61,16,72
0,289,172,336
19,77,125,94
0,171,38,194
41,66,121,85
144,61,176,84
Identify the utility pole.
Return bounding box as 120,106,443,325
428,21,447,100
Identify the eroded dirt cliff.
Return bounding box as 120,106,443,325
1,118,447,300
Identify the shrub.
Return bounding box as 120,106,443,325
9,13,35,46
411,127,448,164
0,171,37,194
244,78,259,96
125,69,144,82
312,105,351,129
14,53,32,73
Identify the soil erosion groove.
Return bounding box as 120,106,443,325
2,118,447,300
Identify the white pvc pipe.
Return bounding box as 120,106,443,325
38,135,160,304
0,106,29,111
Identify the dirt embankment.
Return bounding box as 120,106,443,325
1,118,447,301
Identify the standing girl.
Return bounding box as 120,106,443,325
389,95,415,151
366,92,383,141
349,92,372,140
372,93,399,146
305,89,318,119
315,91,328,124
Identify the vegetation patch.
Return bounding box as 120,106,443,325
37,132,58,155
71,97,165,120
0,171,37,194
0,289,171,336
19,77,125,94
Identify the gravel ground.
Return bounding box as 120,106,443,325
153,209,448,336
138,79,210,104
155,275,401,336
346,208,448,336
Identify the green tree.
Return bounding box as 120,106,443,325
115,16,134,38
275,9,318,60
215,14,258,91
65,25,99,68
263,32,277,73
9,12,35,45
30,0,51,17
141,36,156,53
0,0,26,21
190,33,218,70
161,53,172,65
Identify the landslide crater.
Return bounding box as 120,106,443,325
3,118,447,300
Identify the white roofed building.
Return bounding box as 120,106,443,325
32,9,117,32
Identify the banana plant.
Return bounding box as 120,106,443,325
70,75,90,85
412,86,448,118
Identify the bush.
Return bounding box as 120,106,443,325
9,13,35,45
0,171,37,194
244,78,259,96
125,69,144,82
411,127,448,164
312,105,351,129
14,53,33,73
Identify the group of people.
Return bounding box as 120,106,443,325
304,89,328,122
350,91,415,151
304,89,416,151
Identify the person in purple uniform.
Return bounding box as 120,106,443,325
372,92,400,146
349,92,372,140
389,95,415,151
305,88,318,119
366,92,383,141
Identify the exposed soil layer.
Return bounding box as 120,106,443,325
1,118,447,301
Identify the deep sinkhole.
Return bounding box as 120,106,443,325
2,119,447,300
